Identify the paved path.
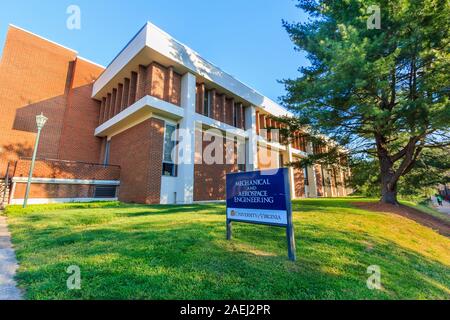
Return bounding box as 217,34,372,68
0,215,22,300
436,203,450,215
431,197,450,215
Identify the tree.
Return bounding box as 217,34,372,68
281,0,450,204
349,147,450,198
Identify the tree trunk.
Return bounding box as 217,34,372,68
377,136,400,205
380,181,399,205
379,157,400,205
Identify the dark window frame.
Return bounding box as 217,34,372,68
162,123,178,177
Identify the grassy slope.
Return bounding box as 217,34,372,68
4,198,450,300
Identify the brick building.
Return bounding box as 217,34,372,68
0,23,351,205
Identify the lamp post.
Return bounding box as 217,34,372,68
23,113,48,208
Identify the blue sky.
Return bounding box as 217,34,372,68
0,0,308,102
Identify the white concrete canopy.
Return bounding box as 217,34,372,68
92,22,292,118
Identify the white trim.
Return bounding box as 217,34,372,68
10,198,118,205
194,113,248,138
9,24,78,54
95,95,183,137
12,177,120,185
291,147,309,157
152,115,178,126
77,56,106,69
257,137,287,152
92,23,148,97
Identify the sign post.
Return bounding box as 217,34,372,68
226,168,296,261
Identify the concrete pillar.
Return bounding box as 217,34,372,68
176,72,196,204
245,106,258,171
306,142,318,197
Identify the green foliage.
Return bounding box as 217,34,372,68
350,148,450,197
283,0,450,202
6,200,450,299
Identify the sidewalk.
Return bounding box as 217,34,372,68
0,215,22,300
436,202,450,215
431,196,450,215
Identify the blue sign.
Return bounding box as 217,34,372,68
226,168,296,261
226,168,290,226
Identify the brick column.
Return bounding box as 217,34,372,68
136,65,147,100
110,88,117,118
221,94,227,123
129,72,138,105
122,78,130,111
176,72,196,204
106,93,112,121
116,83,123,115
99,98,105,125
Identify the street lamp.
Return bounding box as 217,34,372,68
23,113,48,208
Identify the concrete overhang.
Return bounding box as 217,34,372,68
92,22,293,118
95,95,184,138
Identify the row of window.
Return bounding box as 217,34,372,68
198,87,246,129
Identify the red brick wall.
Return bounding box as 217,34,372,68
0,26,105,176
13,183,94,199
58,58,104,163
0,26,76,176
194,130,239,201
315,165,324,197
100,63,182,124
12,158,120,180
109,118,164,204
294,167,305,198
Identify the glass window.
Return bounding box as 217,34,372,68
162,124,177,177
304,165,309,186
104,140,111,165
203,90,210,116
279,154,284,168
233,103,238,127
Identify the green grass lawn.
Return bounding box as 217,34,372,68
3,198,450,300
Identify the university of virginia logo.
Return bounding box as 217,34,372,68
230,210,236,217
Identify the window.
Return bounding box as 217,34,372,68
233,103,238,128
94,185,117,198
279,154,285,168
104,140,111,165
162,123,177,177
304,165,309,186
203,90,210,116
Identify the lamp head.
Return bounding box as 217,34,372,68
36,113,48,130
